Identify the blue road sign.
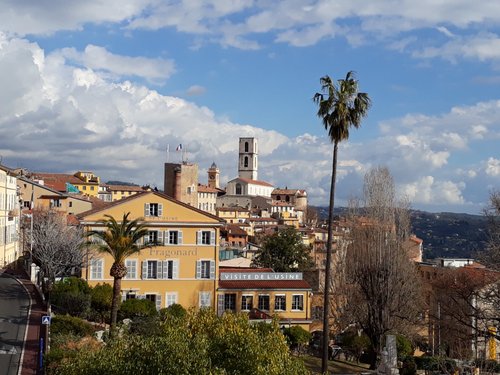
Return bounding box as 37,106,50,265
41,315,51,325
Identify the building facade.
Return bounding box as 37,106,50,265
80,191,224,311
164,162,198,207
238,137,258,180
0,165,20,267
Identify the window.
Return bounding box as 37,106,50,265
292,294,304,311
196,260,215,279
90,186,94,191
147,260,158,279
124,259,137,279
235,183,242,195
224,294,236,311
166,293,177,308
244,156,248,167
241,295,253,311
125,292,136,300
142,260,178,280
90,259,103,280
146,230,162,245
258,295,270,311
167,230,182,245
69,201,73,207
199,292,211,308
146,294,162,311
245,141,249,152
274,295,286,311
197,230,215,245
144,203,163,217
82,186,87,190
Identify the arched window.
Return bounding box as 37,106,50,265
244,156,248,167
236,183,242,195
245,142,249,152
276,195,281,201
285,195,290,202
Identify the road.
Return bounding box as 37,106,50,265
0,272,30,375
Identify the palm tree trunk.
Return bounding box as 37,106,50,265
110,276,122,337
321,140,339,374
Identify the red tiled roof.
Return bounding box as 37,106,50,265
31,172,97,192
247,217,278,222
235,177,274,187
105,184,145,192
223,224,248,236
217,207,249,212
197,184,219,193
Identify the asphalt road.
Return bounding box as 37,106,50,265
0,272,30,375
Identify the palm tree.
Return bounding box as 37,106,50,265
313,71,371,373
87,212,149,335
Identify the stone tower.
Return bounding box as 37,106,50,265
238,137,258,180
207,162,220,189
163,162,198,207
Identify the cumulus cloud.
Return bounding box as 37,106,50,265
0,34,499,213
55,45,175,85
185,85,207,96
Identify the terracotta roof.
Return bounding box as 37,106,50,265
217,207,249,212
31,172,96,192
271,201,294,207
233,177,274,187
247,217,278,222
77,190,225,222
197,184,219,193
272,189,307,197
105,184,145,192
223,224,248,236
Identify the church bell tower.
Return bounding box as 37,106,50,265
238,137,258,180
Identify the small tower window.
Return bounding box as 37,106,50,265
244,156,248,167
245,142,249,152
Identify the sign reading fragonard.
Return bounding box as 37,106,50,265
220,273,303,281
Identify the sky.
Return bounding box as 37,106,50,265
0,1,499,215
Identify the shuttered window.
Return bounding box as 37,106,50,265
196,260,215,279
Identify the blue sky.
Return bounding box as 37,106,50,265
0,1,499,214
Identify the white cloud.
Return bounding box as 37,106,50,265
485,157,500,176
0,34,498,213
55,45,175,84
186,85,207,96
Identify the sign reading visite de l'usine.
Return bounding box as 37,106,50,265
220,273,303,281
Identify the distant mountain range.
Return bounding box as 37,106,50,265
315,207,488,260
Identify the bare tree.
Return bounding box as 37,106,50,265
27,208,87,306
341,167,423,369
481,189,500,270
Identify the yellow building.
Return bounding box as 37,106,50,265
216,206,251,224
0,165,20,267
103,184,151,202
79,191,224,310
30,171,101,197
218,267,313,330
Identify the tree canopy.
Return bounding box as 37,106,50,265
253,227,313,272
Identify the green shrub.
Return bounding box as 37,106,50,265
159,303,187,321
396,335,414,358
50,309,309,375
118,298,157,320
90,283,113,323
282,326,312,348
400,356,417,375
51,278,91,317
51,315,95,337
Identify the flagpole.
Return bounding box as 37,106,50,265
166,144,170,163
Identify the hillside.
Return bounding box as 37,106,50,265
314,207,488,260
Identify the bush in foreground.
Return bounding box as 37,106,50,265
50,309,309,375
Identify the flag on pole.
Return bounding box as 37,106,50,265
176,144,183,151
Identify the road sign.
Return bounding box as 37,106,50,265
41,315,51,325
